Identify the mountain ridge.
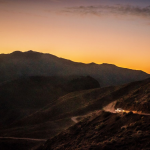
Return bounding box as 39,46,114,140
0,50,149,87
7,50,149,71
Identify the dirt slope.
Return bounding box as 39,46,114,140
37,111,150,150
115,78,150,113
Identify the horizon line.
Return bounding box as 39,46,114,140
0,50,149,75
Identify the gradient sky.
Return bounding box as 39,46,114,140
0,0,150,73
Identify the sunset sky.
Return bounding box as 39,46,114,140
0,0,150,73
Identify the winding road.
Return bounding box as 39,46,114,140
103,101,117,113
71,116,79,123
71,100,150,123
1,101,149,142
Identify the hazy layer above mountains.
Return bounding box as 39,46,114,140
0,50,149,87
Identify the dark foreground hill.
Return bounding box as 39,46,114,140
35,78,150,150
0,50,149,87
37,111,150,150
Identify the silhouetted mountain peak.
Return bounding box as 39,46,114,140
11,50,40,55
11,51,22,56
88,62,97,65
25,50,42,55
26,50,35,53
10,50,43,59
101,63,117,67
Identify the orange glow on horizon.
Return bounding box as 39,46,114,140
1,49,149,74
0,1,150,74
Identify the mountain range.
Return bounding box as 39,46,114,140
0,50,149,87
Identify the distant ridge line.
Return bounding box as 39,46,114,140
0,50,149,87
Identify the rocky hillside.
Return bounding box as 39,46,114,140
115,78,150,113
35,78,150,150
36,111,150,150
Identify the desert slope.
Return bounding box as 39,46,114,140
35,78,150,150
37,111,150,150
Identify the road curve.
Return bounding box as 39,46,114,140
103,101,117,113
71,100,150,124
103,101,150,116
71,117,79,123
